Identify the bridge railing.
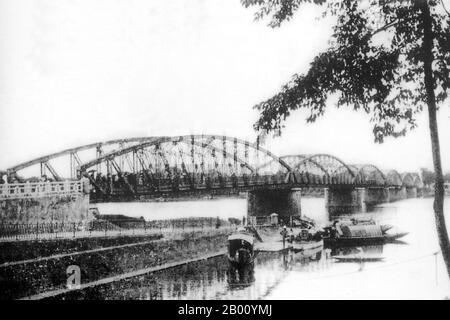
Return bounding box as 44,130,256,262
92,173,291,196
0,180,84,200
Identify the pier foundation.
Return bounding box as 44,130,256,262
387,187,407,202
325,187,363,215
247,188,302,224
406,187,418,198
325,187,389,215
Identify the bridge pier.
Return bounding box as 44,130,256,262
406,186,418,198
387,187,407,202
325,187,365,215
247,188,302,225
417,188,423,197
364,188,390,208
325,187,390,215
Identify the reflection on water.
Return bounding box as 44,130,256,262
59,249,336,300
227,264,255,288
59,251,294,300
331,245,384,256
90,197,450,299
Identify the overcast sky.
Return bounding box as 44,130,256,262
1,0,449,173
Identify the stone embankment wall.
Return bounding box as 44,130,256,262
0,194,91,223
0,229,229,300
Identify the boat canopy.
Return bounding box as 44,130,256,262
340,224,383,238
228,233,254,244
228,233,254,257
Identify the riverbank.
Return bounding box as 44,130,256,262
22,251,226,300
0,227,233,300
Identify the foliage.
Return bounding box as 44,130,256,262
242,0,450,277
242,0,450,143
228,217,242,225
420,167,436,185
422,169,450,183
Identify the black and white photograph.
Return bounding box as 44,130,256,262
0,0,450,302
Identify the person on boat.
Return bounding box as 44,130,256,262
280,226,288,248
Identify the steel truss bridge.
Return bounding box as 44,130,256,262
5,135,423,202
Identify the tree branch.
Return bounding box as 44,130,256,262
441,0,450,16
360,19,401,44
370,19,399,37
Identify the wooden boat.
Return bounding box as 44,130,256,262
290,239,324,252
332,247,385,262
286,226,324,253
290,242,323,263
333,255,385,262
332,218,392,233
323,221,408,247
227,230,255,268
251,216,323,253
324,232,409,246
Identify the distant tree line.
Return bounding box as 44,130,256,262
421,168,450,186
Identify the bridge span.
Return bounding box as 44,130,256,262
3,135,424,219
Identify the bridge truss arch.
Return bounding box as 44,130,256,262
385,170,403,187
3,135,424,199
350,164,387,186
412,173,424,188
401,172,416,188
79,135,291,174
283,154,356,185
77,135,293,197
400,173,424,188
6,137,163,181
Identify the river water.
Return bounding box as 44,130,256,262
95,197,450,300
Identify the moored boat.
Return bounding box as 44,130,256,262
332,247,385,262
288,227,324,252
333,255,385,262
322,220,408,246
290,238,324,252
227,228,255,268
